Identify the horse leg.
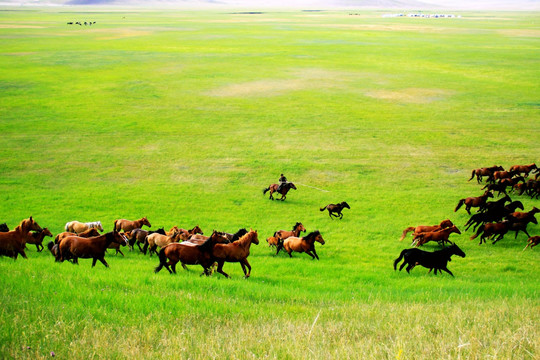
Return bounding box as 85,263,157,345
240,260,250,278
441,267,454,277
181,262,188,271
171,262,177,274
312,248,319,260
216,260,230,278
99,257,110,268
92,258,97,267
405,263,415,273
306,250,316,259
328,211,333,219
117,249,125,257
243,259,252,278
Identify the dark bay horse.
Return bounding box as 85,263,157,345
113,217,151,232
469,165,504,183
455,191,493,215
154,230,223,275
523,236,540,251
55,228,100,244
167,225,203,240
510,163,537,177
400,219,454,241
26,228,53,252
125,228,165,252
263,182,297,201
57,231,128,267
274,222,306,242
320,202,350,219
394,243,466,276
211,230,259,278
0,217,42,259
276,230,325,259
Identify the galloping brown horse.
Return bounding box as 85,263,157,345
455,191,493,215
510,163,537,177
170,225,203,240
274,222,306,242
211,230,259,278
0,217,42,259
263,182,297,201
277,230,325,259
26,228,53,252
470,221,512,245
400,219,454,241
413,226,462,247
320,202,350,219
55,228,100,244
57,231,127,267
146,231,183,256
113,217,151,232
154,230,224,275
523,236,540,251
469,165,504,183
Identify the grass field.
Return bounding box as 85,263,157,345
0,7,539,359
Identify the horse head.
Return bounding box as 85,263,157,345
294,222,306,233
142,217,151,228
451,226,462,235
97,222,104,232
342,202,350,209
192,225,203,235
249,229,259,245
450,243,466,258
112,230,128,246
440,219,454,228
24,216,42,233
288,182,297,190
43,228,53,238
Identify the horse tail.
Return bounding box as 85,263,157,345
154,247,167,273
47,241,54,253
470,224,484,240
275,239,284,255
393,250,407,270
263,187,270,195
113,219,118,232
454,199,465,212
320,205,328,211
399,227,415,241
65,222,70,232
468,170,476,181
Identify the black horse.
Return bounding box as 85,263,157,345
263,182,297,201
393,243,466,277
219,228,248,242
320,202,350,219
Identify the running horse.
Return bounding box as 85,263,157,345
394,243,466,277
413,226,462,247
25,228,53,252
211,229,259,278
113,217,151,232
263,182,297,201
274,222,306,242
510,163,537,177
276,230,325,260
468,165,504,183
400,219,454,241
320,202,350,219
57,231,128,267
0,217,42,259
65,221,104,234
454,191,493,215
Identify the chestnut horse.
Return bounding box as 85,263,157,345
125,228,165,252
266,236,279,248
65,221,104,234
523,236,540,251
26,228,53,252
274,222,306,241
455,191,493,215
154,230,223,275
413,226,462,247
510,164,537,177
57,231,128,267
186,232,229,245
263,182,297,201
400,219,454,241
211,230,259,278
167,225,203,240
277,230,325,260
0,217,42,259
55,228,100,244
470,220,513,245
320,202,350,219
469,165,504,183
113,217,151,232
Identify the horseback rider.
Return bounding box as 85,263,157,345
277,173,287,192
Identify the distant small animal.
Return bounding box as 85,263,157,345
263,182,297,201
114,217,151,232
469,165,504,183
320,202,350,219
393,243,466,277
509,163,537,177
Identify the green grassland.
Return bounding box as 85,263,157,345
0,8,539,359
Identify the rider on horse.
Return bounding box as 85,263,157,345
277,174,287,192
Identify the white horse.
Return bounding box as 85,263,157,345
65,220,104,234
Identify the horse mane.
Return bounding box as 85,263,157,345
303,230,320,241
293,222,302,231
235,230,255,243
198,233,215,253
232,228,248,241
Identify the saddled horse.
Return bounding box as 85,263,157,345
155,231,223,275
65,220,104,233
400,219,453,241
455,191,493,215
55,228,100,244
469,165,504,183
276,230,325,260
113,217,151,232
320,202,350,219
274,222,306,242
26,228,53,252
263,182,297,201
413,226,461,247
211,230,259,278
0,217,42,260
124,228,165,252
394,243,466,277
57,231,128,267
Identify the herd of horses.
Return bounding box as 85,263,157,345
1,163,537,278
396,163,539,276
